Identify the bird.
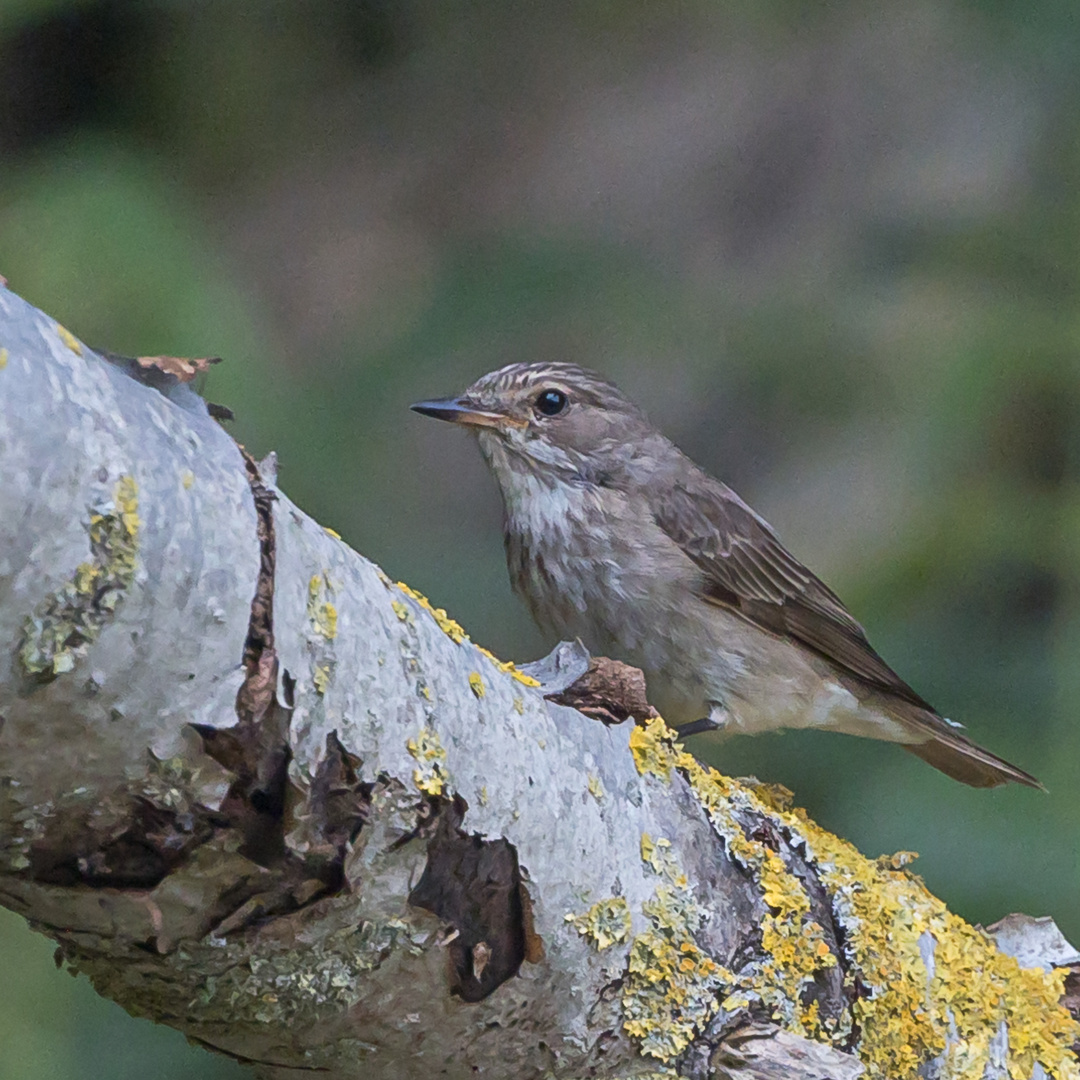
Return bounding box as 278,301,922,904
411,362,1040,789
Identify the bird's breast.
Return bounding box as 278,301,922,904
501,477,736,720
499,477,885,734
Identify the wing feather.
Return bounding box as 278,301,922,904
650,476,935,711
646,468,1041,787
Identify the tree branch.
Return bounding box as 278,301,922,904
0,286,1076,1080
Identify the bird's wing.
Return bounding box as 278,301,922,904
649,473,1043,789
650,475,935,711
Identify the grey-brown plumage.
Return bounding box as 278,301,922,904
412,362,1040,789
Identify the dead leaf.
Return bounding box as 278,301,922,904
549,656,659,725
136,354,222,382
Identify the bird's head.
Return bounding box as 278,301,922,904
411,362,655,488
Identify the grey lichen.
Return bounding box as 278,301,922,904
19,475,140,679
193,917,425,1024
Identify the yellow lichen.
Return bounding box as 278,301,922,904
116,476,140,536
390,581,540,685
318,603,337,638
740,778,795,813
804,822,1080,1079
55,323,82,354
313,665,331,695
468,672,486,699
631,716,851,1038
508,667,541,688
622,834,727,1060
566,897,632,951
73,561,97,595
0,347,8,369
308,573,338,639
407,727,448,796
628,718,684,781
20,476,139,678
587,773,605,801
475,643,541,687
180,469,195,490
412,770,444,796
624,715,1080,1077
324,526,341,539
394,581,468,643
639,834,688,888
878,849,919,870
407,727,446,762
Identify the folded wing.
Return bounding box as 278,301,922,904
649,472,1040,789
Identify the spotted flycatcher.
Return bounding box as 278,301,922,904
412,362,1038,788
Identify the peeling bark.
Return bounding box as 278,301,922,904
0,288,1078,1080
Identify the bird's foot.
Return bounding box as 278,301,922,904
671,705,731,739
670,717,722,738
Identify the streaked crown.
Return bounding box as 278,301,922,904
412,360,663,483
464,361,634,415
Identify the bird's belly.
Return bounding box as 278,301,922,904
510,520,741,722
664,617,922,745
656,606,920,743
506,505,914,742
515,533,915,742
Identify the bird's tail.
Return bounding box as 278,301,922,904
903,726,1043,789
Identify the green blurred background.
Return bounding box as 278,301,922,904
1,0,1078,1075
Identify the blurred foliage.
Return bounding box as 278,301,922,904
0,907,245,1079
2,1,1080,1076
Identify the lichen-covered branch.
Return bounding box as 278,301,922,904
0,286,1076,1080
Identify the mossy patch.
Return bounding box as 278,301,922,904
71,914,426,1037
20,475,140,679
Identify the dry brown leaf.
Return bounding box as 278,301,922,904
136,354,221,382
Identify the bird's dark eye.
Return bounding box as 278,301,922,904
534,389,568,417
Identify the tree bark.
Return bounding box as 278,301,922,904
0,285,1076,1080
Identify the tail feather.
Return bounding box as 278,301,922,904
903,732,1043,790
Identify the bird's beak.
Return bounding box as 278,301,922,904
410,397,515,430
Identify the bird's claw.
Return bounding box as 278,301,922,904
671,716,723,739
